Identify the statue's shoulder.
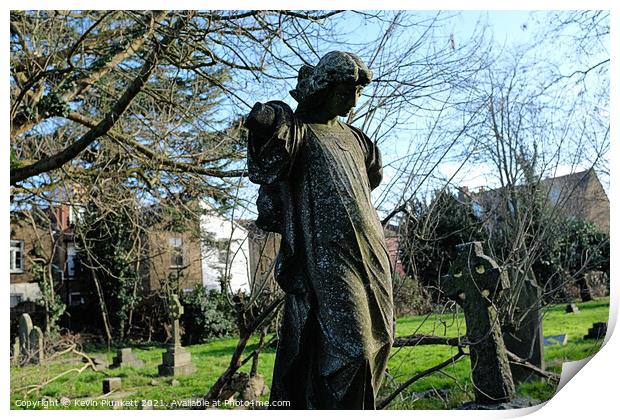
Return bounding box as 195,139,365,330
344,123,374,151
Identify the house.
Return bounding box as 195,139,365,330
458,169,610,235
384,224,406,278
9,212,49,309
199,203,252,293
541,170,609,234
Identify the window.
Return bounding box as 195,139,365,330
472,202,484,218
169,238,185,268
66,243,78,280
217,241,231,265
10,241,24,273
69,292,85,306
69,204,85,225
549,186,561,205
10,293,23,308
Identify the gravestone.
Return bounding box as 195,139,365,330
11,338,21,365
29,326,44,364
583,322,607,340
566,303,580,313
440,242,515,404
111,348,144,369
18,313,33,359
158,294,196,376
501,269,544,383
544,334,568,346
103,377,122,393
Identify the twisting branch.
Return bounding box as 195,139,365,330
378,348,466,409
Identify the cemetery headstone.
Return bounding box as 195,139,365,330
501,268,544,383
29,326,44,364
18,313,33,359
543,334,568,346
158,294,196,376
111,348,145,369
11,337,21,365
103,377,122,393
440,242,515,404
583,322,607,340
565,303,580,313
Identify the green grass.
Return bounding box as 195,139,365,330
10,297,609,410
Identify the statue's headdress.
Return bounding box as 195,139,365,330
290,51,372,105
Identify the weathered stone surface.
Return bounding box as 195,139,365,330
544,334,568,346
158,296,195,377
18,313,33,358
12,337,21,365
501,268,544,383
246,51,392,409
566,303,580,313
584,322,607,340
162,349,192,366
103,377,122,393
158,363,196,377
111,347,144,368
440,242,515,404
241,374,266,402
29,326,44,364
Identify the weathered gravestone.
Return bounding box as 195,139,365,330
111,348,144,369
583,322,607,340
544,334,568,346
501,269,544,383
17,313,44,364
11,337,21,365
158,294,196,376
30,326,44,364
103,377,122,393
566,303,580,313
440,242,515,404
18,313,33,359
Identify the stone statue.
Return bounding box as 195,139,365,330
245,51,393,409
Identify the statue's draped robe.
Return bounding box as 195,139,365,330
248,101,393,409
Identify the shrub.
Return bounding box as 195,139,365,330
392,273,432,317
181,286,237,344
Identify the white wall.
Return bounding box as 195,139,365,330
199,203,251,294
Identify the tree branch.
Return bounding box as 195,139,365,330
10,12,193,185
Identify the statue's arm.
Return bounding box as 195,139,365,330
246,100,300,185
245,102,277,144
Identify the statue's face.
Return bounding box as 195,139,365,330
325,82,364,117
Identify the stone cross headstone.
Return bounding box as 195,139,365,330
158,294,196,377
29,326,44,364
501,269,544,383
18,313,33,360
170,294,184,348
440,242,515,404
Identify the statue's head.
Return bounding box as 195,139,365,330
290,51,372,118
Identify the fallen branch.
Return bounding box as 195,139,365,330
378,348,466,410
506,350,560,382
14,347,106,396
393,334,467,347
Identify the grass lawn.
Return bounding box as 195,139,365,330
10,297,610,410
